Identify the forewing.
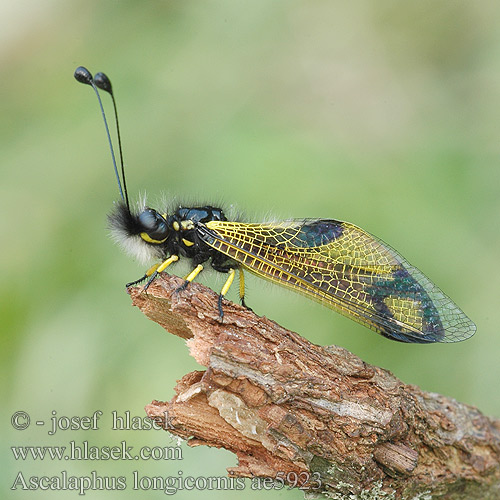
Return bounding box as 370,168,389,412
197,219,476,343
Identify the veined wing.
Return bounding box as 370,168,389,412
197,219,476,343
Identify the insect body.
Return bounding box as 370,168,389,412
75,66,476,344
109,201,240,317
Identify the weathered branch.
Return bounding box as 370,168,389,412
129,274,500,499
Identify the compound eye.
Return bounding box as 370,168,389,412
138,209,158,230
138,209,168,242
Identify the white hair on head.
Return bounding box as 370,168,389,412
108,198,163,265
110,226,158,265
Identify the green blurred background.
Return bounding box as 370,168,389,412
1,1,499,498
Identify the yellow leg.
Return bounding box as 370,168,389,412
157,255,179,273
145,263,160,277
221,268,236,296
140,255,179,291
184,264,204,283
217,268,236,320
176,264,204,293
238,268,246,303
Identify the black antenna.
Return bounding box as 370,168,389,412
74,66,130,210
94,71,129,210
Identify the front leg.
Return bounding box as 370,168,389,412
127,256,180,292
126,263,161,288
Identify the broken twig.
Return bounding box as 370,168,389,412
129,274,500,499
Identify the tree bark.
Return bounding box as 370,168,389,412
129,274,500,499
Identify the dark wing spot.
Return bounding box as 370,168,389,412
293,220,344,247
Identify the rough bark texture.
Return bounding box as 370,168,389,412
129,274,500,500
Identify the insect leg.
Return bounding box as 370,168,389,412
176,264,204,292
141,255,179,291
238,267,250,309
126,263,160,287
218,268,236,320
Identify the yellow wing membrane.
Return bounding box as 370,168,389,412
197,219,476,343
